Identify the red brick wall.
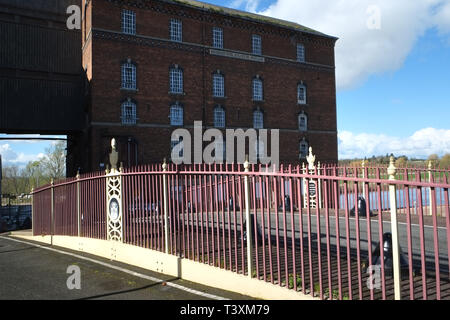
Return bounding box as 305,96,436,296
83,0,338,171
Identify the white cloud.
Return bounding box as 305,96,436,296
0,143,45,167
338,128,450,159
230,0,261,12
258,0,450,90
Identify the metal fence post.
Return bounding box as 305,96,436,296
50,179,54,245
31,188,34,236
362,160,366,200
163,159,169,254
388,157,401,300
244,157,252,278
76,170,81,237
428,161,433,216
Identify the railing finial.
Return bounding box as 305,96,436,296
109,138,119,172
306,146,316,169
244,154,249,172
388,156,397,180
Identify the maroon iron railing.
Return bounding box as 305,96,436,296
31,162,450,300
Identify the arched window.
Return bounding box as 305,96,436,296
170,103,183,126
121,100,137,125
299,139,309,159
253,109,264,129
298,112,308,132
213,72,225,97
170,66,183,94
121,61,136,90
298,84,307,104
213,105,225,128
253,77,263,101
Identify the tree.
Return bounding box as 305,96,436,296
40,142,66,180
395,156,408,168
440,153,450,169
428,154,439,165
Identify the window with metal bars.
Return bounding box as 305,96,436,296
299,140,309,159
253,110,264,129
299,113,308,131
297,44,305,62
253,78,263,101
213,27,223,49
298,84,307,104
170,66,183,94
252,34,262,55
121,62,136,90
213,105,225,128
170,103,183,126
170,18,182,42
213,73,225,97
121,100,137,125
121,10,136,35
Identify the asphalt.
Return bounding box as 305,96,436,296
0,235,254,300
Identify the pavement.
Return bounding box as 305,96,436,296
0,234,254,300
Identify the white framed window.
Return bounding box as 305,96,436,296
252,35,262,55
297,44,305,62
213,27,223,49
213,105,225,128
121,62,136,90
121,10,136,35
299,140,309,159
170,66,183,94
121,100,137,125
299,113,307,132
213,72,225,97
253,77,263,101
253,110,264,129
170,103,183,126
170,18,182,42
298,84,307,104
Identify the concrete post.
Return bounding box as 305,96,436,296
244,156,252,278
76,170,81,237
162,159,169,254
388,157,401,300
428,161,433,216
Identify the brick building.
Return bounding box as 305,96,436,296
82,0,338,170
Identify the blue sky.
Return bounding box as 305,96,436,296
1,0,450,166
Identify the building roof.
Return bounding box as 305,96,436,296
165,0,337,39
